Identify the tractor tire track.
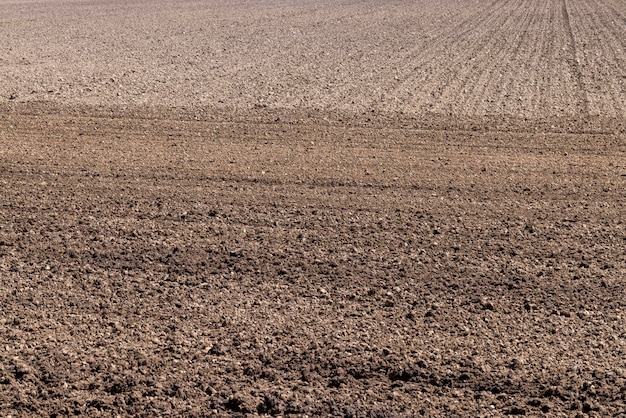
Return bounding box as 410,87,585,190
561,0,590,116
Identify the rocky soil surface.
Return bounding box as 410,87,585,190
1,0,625,416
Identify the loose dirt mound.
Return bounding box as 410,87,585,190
1,0,625,416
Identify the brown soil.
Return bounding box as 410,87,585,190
1,0,625,417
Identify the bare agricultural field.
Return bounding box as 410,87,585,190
1,0,625,119
1,0,626,416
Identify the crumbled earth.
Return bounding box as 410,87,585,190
1,0,625,416
1,104,624,416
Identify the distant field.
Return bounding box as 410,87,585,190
1,0,625,119
1,0,625,416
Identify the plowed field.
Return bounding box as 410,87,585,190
1,0,625,416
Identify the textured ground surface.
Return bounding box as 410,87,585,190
1,0,626,416
2,0,625,118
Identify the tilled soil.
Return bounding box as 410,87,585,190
2,0,625,119
1,0,626,416
1,104,625,416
